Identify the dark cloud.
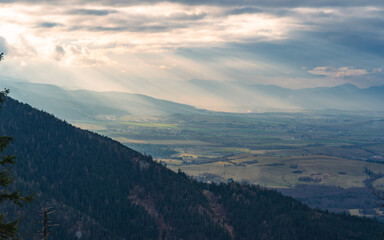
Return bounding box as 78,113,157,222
38,22,63,28
67,8,117,16
309,31,384,58
228,7,263,15
231,30,384,79
290,11,384,58
233,36,380,69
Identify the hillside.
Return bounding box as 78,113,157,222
1,97,384,239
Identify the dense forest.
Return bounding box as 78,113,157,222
0,97,384,239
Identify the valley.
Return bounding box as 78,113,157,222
3,80,384,219
72,111,384,216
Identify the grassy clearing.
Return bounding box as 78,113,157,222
160,159,183,165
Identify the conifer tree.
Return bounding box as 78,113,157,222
0,53,33,239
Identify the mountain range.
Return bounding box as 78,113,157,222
1,78,383,121
1,96,384,239
0,78,208,121
187,79,384,112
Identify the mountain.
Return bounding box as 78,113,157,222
1,98,384,239
0,78,208,121
1,78,383,121
188,79,384,112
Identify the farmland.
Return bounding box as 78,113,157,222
73,110,384,216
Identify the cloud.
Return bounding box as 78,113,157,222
67,8,117,16
64,45,111,67
228,7,263,15
53,45,65,61
308,66,368,78
158,65,170,70
0,0,384,101
168,12,207,21
38,22,64,28
1,2,297,54
78,25,177,33
0,37,9,54
2,0,384,8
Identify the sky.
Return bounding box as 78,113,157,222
0,0,383,109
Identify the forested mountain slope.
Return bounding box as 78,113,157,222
1,97,384,239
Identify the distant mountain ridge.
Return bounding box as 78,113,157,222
0,78,209,121
1,97,384,239
188,79,384,112
0,78,383,121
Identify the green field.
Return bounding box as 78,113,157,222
164,155,384,188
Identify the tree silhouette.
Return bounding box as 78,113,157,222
0,54,33,239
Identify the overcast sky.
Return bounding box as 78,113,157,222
0,0,383,106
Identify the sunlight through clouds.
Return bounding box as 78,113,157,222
0,0,384,110
0,2,298,63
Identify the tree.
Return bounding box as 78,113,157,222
0,54,33,239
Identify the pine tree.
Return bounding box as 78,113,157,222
0,54,33,239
